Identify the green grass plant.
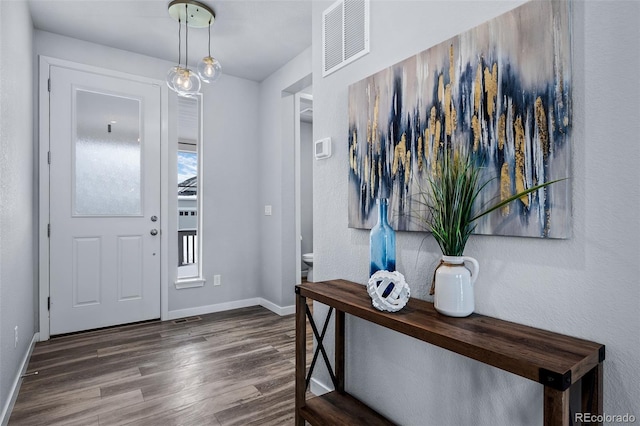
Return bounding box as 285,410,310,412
417,150,565,256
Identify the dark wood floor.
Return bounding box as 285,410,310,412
10,305,313,426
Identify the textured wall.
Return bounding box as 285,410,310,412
257,47,312,307
0,0,35,418
311,1,640,424
171,74,261,310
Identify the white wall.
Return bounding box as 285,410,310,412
311,1,640,424
34,31,262,315
257,47,312,307
0,0,35,419
171,72,262,311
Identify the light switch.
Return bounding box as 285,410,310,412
264,205,272,216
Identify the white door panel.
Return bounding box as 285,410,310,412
49,66,161,335
72,236,102,306
117,235,144,300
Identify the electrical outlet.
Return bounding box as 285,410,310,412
214,275,221,286
14,326,18,348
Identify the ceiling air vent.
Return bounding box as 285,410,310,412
322,0,370,77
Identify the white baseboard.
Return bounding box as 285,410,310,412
259,298,295,316
167,298,295,320
1,333,39,426
167,298,261,320
310,377,332,396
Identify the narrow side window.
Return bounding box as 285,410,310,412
177,96,200,280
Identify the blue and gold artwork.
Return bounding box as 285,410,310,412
348,0,572,238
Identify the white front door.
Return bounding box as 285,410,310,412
48,65,161,335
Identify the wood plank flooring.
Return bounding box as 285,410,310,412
10,305,314,425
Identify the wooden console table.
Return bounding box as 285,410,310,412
295,279,605,426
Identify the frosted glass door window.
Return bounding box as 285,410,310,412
74,90,142,216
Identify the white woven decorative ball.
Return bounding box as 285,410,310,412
367,270,410,312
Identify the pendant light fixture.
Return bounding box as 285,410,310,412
197,16,222,83
173,6,201,97
166,0,219,96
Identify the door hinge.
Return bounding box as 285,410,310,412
47,297,50,311
48,78,51,92
47,223,50,237
47,151,51,164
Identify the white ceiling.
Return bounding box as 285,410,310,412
27,0,313,82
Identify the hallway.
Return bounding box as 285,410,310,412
10,306,312,425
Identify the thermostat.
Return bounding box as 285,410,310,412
314,137,332,160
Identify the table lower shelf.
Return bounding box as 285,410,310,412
299,391,395,426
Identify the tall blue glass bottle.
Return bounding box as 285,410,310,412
369,198,396,276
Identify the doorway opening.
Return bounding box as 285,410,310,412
297,91,314,282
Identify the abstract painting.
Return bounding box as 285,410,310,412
348,0,572,238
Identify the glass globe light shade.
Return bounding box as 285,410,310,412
172,68,201,97
197,56,222,83
166,65,180,92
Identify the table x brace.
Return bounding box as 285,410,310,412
304,304,338,391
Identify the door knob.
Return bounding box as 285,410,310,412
150,229,158,236
151,215,158,222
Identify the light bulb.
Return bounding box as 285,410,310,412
171,68,190,91
173,68,201,97
197,56,222,83
177,70,192,90
180,79,192,91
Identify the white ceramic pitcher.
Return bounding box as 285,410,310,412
434,255,479,317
